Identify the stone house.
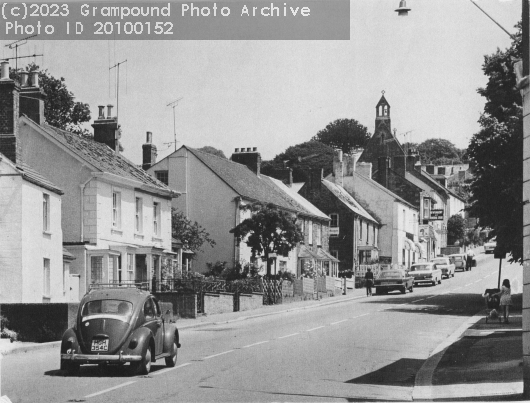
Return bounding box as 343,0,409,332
146,146,338,277
0,60,179,301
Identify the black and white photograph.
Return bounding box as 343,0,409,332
0,0,528,402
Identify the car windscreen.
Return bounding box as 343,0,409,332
432,259,447,265
410,265,431,271
380,271,402,278
81,299,133,322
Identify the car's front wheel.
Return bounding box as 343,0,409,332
165,341,178,367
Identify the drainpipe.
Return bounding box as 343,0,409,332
234,196,242,266
80,176,94,242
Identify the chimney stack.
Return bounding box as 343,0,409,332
271,168,293,187
98,105,105,119
92,104,120,152
0,60,21,164
309,168,323,191
20,70,45,125
230,147,261,175
142,131,157,171
378,156,390,188
333,149,343,186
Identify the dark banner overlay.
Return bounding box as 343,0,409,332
0,1,350,39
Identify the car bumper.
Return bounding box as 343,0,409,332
413,278,434,284
375,285,403,292
61,351,142,363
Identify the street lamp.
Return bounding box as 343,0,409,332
395,0,411,17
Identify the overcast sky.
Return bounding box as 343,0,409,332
1,0,521,164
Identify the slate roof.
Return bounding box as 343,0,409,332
407,168,449,199
32,121,174,195
17,161,64,195
186,147,328,220
322,179,379,224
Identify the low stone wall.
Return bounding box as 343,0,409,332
1,303,79,342
154,292,197,319
239,293,263,311
203,292,234,315
293,278,314,296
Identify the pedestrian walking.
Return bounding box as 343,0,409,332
466,249,475,271
364,268,374,297
496,279,513,323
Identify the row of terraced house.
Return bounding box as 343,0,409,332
0,61,467,303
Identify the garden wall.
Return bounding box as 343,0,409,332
203,292,234,315
239,293,263,312
0,303,79,342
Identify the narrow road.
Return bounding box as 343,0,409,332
2,253,522,402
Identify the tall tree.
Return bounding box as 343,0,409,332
171,209,216,255
261,140,334,183
197,146,227,159
229,203,303,276
11,63,91,136
447,214,466,245
415,139,464,165
467,22,523,263
312,118,371,154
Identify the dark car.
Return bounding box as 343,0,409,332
60,287,180,376
374,270,414,294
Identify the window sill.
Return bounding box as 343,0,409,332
152,237,163,242
43,231,52,236
134,233,144,240
111,228,123,235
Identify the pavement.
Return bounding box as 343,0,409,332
1,262,525,401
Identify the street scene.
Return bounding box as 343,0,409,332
0,0,529,402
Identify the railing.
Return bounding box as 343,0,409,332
89,281,150,291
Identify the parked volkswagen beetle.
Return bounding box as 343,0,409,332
60,287,180,375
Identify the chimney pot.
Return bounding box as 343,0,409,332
246,147,251,152
253,147,257,152
146,131,152,143
20,72,29,87
235,148,239,152
240,147,245,152
30,71,39,88
107,104,113,118
98,105,105,119
0,61,9,80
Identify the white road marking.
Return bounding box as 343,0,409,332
352,313,370,319
306,326,325,332
331,319,348,325
242,341,269,348
411,299,426,303
424,295,437,300
151,362,191,376
465,283,473,287
85,381,137,398
474,280,482,283
203,350,234,360
278,333,299,339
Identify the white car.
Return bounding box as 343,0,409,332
409,262,442,286
431,257,455,279
484,237,497,254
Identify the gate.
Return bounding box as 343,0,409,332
261,279,282,305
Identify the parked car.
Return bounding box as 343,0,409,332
449,254,467,271
409,262,442,286
60,287,180,376
374,270,414,294
431,257,455,279
484,237,497,254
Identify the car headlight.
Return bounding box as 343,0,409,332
425,274,432,278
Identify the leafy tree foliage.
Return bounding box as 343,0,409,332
408,139,465,165
312,118,371,154
171,209,216,255
447,214,466,245
197,146,227,159
229,203,303,275
261,140,334,182
11,63,91,136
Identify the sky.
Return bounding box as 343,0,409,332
0,0,522,164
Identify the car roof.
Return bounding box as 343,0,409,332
448,254,465,257
82,287,151,305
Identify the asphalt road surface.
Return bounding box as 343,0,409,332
1,253,522,402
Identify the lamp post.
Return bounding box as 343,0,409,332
397,1,530,397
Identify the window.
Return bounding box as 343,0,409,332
108,256,115,283
135,197,143,233
403,209,406,230
308,221,313,245
143,298,156,320
43,194,50,232
43,258,50,296
112,191,121,228
423,198,431,220
360,219,363,240
91,256,103,284
331,250,339,260
298,219,305,242
127,253,134,281
330,214,339,228
153,202,160,235
155,170,169,185
316,224,322,246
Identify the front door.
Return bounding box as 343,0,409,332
135,255,147,285
69,275,80,302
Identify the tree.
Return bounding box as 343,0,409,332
312,118,371,154
466,22,523,263
415,139,464,165
11,63,91,135
261,140,334,183
197,146,226,159
171,209,216,256
229,203,303,276
447,214,466,245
